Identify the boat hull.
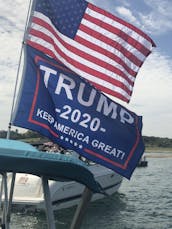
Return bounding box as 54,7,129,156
6,164,122,210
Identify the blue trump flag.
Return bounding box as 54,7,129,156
13,45,145,179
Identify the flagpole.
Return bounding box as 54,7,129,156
6,0,33,139
5,0,34,225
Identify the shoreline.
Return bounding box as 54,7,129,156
145,147,172,153
145,147,172,158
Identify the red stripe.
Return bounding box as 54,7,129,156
29,29,133,96
75,35,137,77
31,45,131,102
33,16,142,68
84,148,125,169
31,17,134,84
84,13,151,57
55,33,134,85
88,3,156,47
28,42,131,101
29,20,133,87
124,117,140,167
84,117,141,169
90,82,131,102
78,23,143,67
57,35,134,86
28,40,131,102
27,40,56,60
34,53,75,74
28,62,59,138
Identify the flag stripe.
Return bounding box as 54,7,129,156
88,3,155,47
80,18,146,62
76,24,143,68
29,15,134,91
83,12,151,57
29,28,133,94
32,15,136,82
75,34,139,76
28,34,132,98
27,13,142,101
90,82,130,103
30,28,134,89
27,2,155,102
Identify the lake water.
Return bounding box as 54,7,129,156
9,154,172,229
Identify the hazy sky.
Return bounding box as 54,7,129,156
0,0,172,138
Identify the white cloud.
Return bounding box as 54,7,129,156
132,51,172,101
102,49,172,138
88,0,112,12
139,0,172,34
128,50,172,137
145,0,172,17
0,0,30,131
115,6,139,25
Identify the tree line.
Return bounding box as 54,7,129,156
1,130,172,148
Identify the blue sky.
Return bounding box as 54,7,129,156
91,0,172,55
0,0,172,138
90,0,172,138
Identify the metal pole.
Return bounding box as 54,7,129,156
0,175,4,210
42,177,56,229
0,175,4,228
6,0,33,139
4,3,34,227
70,187,93,229
6,174,16,224
1,173,9,229
5,2,34,226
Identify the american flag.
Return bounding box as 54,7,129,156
26,0,156,103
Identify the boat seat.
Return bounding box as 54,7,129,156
0,138,103,229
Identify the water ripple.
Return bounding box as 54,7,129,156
9,156,172,229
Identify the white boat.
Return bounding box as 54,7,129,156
6,152,122,211
0,139,122,229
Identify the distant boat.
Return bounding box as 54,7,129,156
137,155,148,167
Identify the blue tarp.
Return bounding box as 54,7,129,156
0,138,103,194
